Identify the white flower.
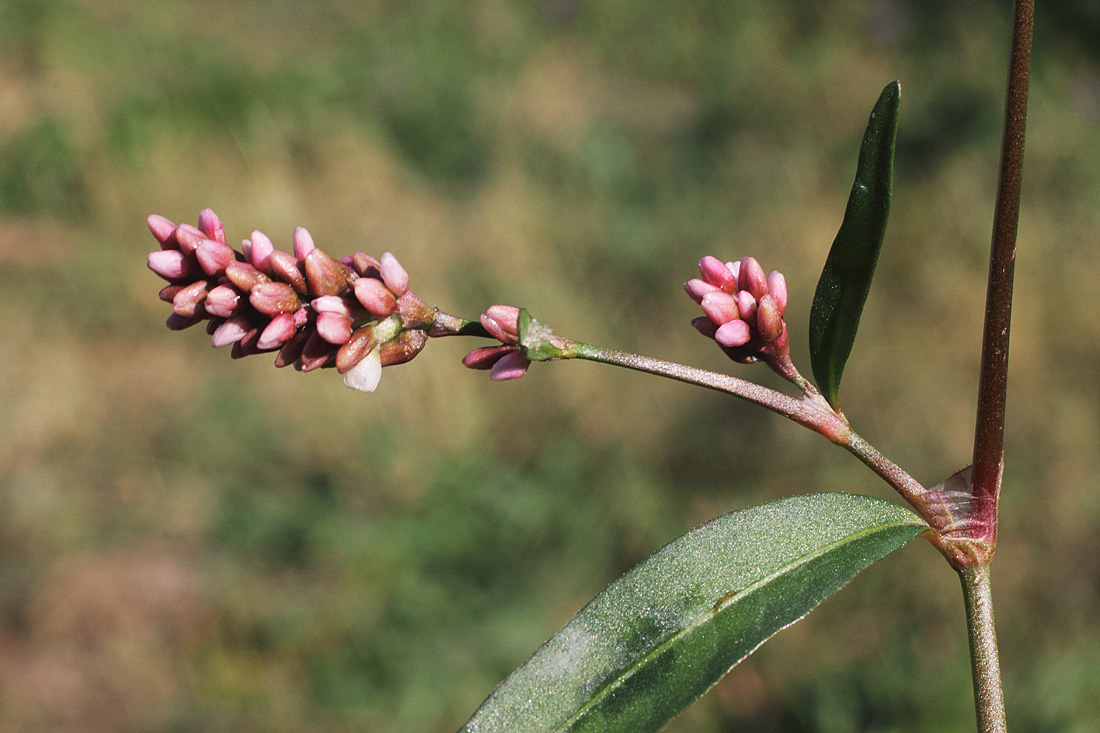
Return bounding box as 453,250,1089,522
343,349,382,392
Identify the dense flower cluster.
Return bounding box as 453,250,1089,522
460,305,531,381
146,209,436,392
685,255,789,365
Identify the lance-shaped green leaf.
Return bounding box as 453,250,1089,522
809,82,901,409
461,493,925,732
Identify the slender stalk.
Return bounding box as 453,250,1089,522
960,564,1007,732
971,0,1033,521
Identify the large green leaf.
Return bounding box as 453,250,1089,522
461,493,925,732
809,82,901,409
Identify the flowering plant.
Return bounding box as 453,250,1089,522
144,2,1035,730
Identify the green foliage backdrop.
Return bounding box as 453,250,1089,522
1,1,1098,730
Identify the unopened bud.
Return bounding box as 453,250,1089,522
735,290,757,322
378,329,427,367
211,313,252,347
172,281,209,318
249,231,275,274
249,281,301,315
147,215,177,248
173,224,206,255
481,305,521,343
198,209,225,243
258,311,300,350
353,277,397,317
767,271,787,313
269,250,307,294
148,249,195,281
756,294,784,341
684,278,721,305
700,292,739,326
293,227,316,259
298,331,336,372
304,248,353,297
195,239,236,278
225,261,269,292
336,325,375,373
205,285,242,318
316,311,353,345
379,252,409,296
274,328,311,368
738,256,768,300
715,319,752,347
698,256,738,291
351,253,382,278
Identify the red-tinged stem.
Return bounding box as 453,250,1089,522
970,0,1034,561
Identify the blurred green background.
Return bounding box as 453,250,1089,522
1,0,1098,730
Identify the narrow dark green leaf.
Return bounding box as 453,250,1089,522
809,82,901,409
461,493,925,732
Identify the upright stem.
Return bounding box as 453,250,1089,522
971,0,1033,521
960,564,1007,732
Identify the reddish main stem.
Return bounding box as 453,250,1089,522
970,0,1033,555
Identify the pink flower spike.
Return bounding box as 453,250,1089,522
198,209,226,243
489,350,531,381
311,295,350,316
715,319,752,347
316,311,353,345
292,227,316,260
147,215,177,248
195,239,236,277
249,230,275,274
697,256,737,291
257,311,299,350
211,314,252,347
353,277,398,317
684,278,721,304
700,291,739,326
147,249,195,281
205,285,242,318
768,271,788,313
379,252,409,296
481,305,520,343
738,256,768,300
344,349,382,392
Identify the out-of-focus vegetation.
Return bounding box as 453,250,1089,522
0,0,1097,730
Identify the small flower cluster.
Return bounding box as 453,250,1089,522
461,305,531,381
146,209,436,392
685,255,790,366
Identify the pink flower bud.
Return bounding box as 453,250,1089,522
336,325,376,373
700,292,739,326
293,227,316,259
757,294,784,341
147,215,178,248
462,345,511,370
489,350,531,381
351,253,382,278
147,249,195,281
158,284,183,303
172,280,209,318
311,295,350,316
379,252,409,296
195,239,236,277
379,330,428,367
249,281,301,316
684,278,721,305
690,316,718,338
258,311,299,350
737,256,768,300
481,305,520,344
224,261,269,292
304,248,352,297
198,209,226,243
715,319,752,347
274,328,311,368
316,311,352,345
299,332,336,372
174,224,206,255
767,271,787,313
205,285,242,318
249,230,275,274
269,250,307,294
735,290,757,322
230,327,262,359
353,277,397,318
211,314,252,347
697,256,737,291
166,313,202,330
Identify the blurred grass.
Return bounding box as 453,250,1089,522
1,0,1098,730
